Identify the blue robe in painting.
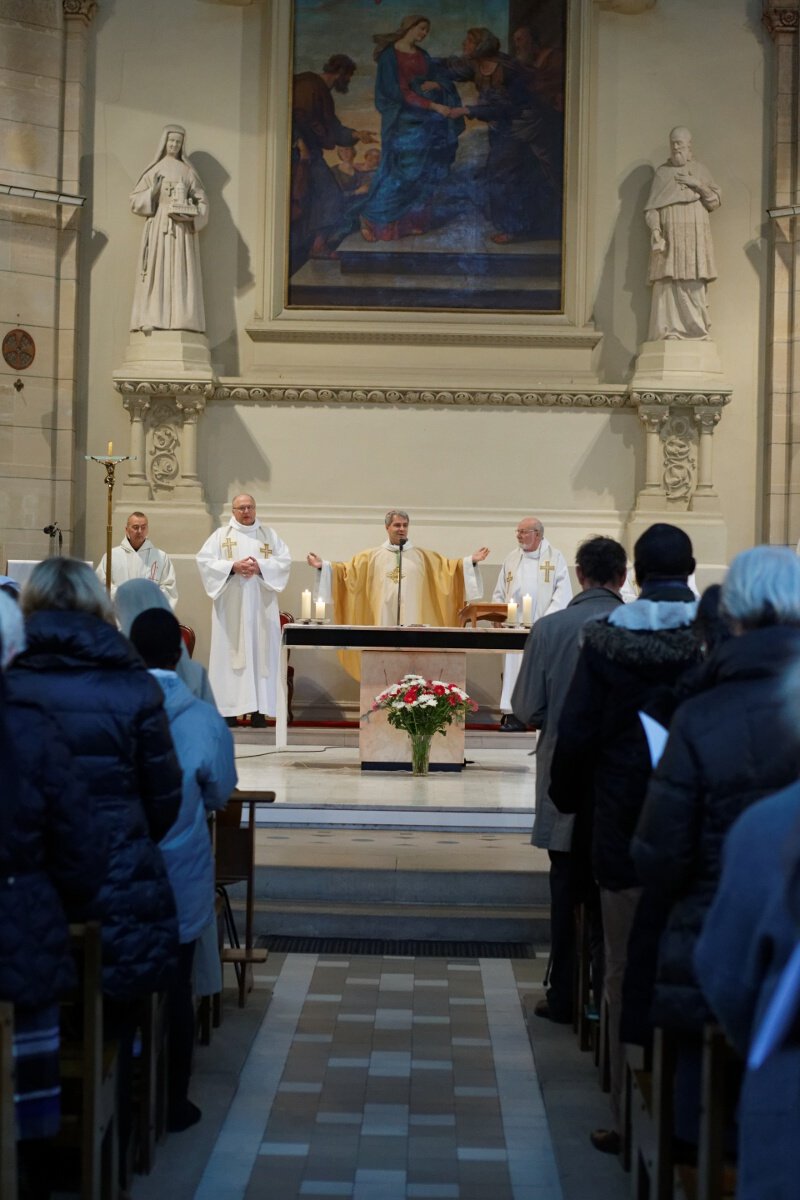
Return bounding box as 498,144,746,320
359,46,464,231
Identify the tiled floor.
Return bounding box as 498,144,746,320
194,955,559,1200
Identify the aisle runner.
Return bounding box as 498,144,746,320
195,955,562,1200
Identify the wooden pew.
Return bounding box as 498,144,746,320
215,790,274,1007
56,923,119,1200
628,1028,679,1200
0,1001,17,1200
133,990,168,1175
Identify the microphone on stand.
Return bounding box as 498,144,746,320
43,523,63,556
395,537,407,626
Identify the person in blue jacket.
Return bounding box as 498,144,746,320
129,607,237,1132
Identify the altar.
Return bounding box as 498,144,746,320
277,624,529,770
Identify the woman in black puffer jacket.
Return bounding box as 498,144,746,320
6,557,182,1002
632,546,800,1140
0,593,106,1186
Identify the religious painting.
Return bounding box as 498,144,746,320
287,0,567,312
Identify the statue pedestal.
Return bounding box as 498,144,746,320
115,330,214,379
631,339,724,388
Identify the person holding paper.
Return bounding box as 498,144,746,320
306,510,488,677
196,495,291,726
695,771,800,1200
492,517,571,730
632,546,800,1152
549,523,700,1156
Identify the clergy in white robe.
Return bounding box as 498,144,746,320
196,496,291,719
492,518,572,719
96,511,178,609
307,510,489,679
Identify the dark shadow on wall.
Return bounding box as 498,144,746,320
592,163,654,384
197,404,271,523
191,152,254,379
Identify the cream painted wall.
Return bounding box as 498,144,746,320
76,0,767,713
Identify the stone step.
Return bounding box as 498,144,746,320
231,897,550,945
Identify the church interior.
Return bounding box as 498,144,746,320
1,0,798,1197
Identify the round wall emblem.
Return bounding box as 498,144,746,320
2,328,36,370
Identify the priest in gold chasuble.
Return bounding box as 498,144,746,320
307,510,489,679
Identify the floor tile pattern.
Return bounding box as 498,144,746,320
196,954,561,1200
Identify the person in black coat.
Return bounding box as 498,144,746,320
632,546,800,1144
0,593,106,1195
7,558,182,1002
549,523,701,1155
6,557,183,1184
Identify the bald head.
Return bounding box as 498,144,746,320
232,494,256,526
515,517,544,553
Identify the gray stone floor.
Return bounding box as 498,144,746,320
131,954,629,1200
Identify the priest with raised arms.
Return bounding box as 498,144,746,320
493,517,572,729
196,495,291,726
307,509,489,675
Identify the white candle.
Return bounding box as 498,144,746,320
315,598,325,621
507,600,518,625
522,594,533,625
301,589,311,620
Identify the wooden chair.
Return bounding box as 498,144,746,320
178,625,196,658
0,1001,17,1200
215,790,275,1006
56,922,119,1200
574,902,599,1054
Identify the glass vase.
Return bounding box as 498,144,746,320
409,732,433,776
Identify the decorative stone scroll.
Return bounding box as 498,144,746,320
631,390,731,512
116,380,214,501
63,0,98,21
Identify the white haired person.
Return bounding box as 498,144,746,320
632,546,800,1154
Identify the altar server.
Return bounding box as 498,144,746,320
96,511,178,608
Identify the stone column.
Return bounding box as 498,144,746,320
763,1,800,542
120,394,151,494
636,404,669,509
692,407,722,511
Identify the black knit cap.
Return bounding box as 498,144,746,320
129,607,182,669
633,522,695,585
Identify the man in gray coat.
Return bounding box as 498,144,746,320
512,535,628,1022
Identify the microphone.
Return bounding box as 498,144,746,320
395,538,407,626
43,522,63,556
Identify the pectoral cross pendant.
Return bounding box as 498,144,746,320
541,560,554,583
221,536,237,561
260,542,272,559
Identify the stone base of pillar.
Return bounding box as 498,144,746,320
690,487,722,513
631,339,724,388
626,511,728,584
634,488,669,513
115,330,214,380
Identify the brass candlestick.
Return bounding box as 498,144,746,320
85,442,134,592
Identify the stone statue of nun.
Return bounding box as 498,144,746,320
129,124,208,333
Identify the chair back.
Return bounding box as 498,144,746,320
179,624,196,657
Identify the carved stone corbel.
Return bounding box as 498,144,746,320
63,0,98,23
631,391,730,513
114,380,212,502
